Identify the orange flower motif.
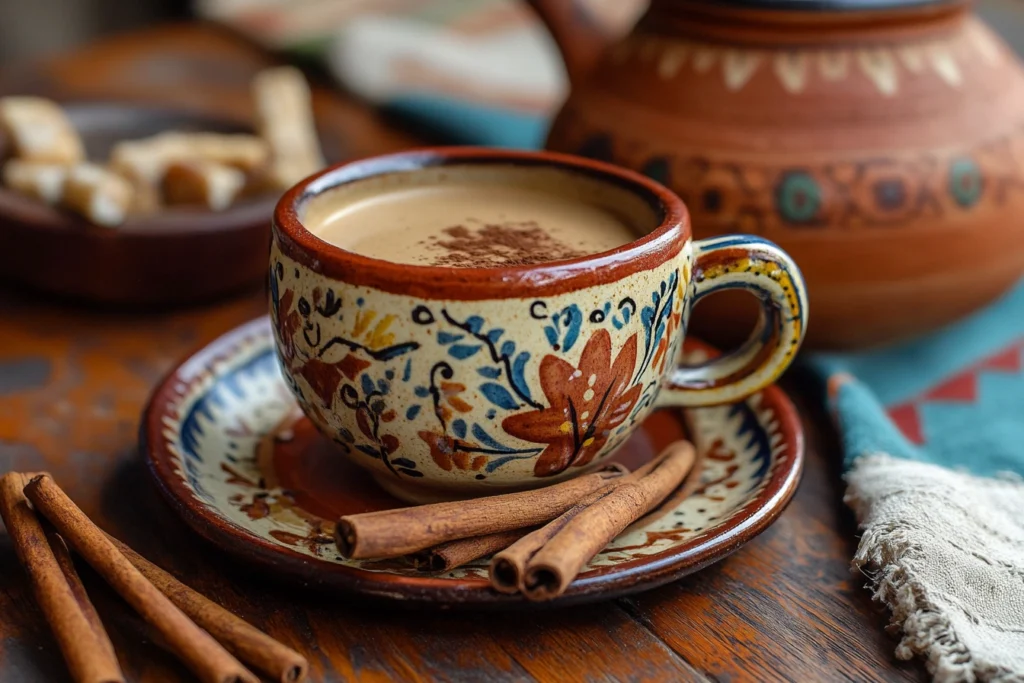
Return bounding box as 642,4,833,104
418,431,488,472
502,329,643,477
275,289,302,364
297,355,371,407
652,308,683,373
435,381,472,423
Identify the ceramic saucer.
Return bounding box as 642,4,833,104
143,317,804,606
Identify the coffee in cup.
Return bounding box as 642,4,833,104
304,166,647,267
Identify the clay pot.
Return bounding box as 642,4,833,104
529,0,1024,349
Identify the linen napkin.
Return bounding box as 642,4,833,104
811,283,1024,682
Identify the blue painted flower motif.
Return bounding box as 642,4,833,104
635,271,679,382
541,304,582,352
480,383,519,410
613,298,635,330
949,157,983,208
775,171,821,224
413,349,541,474
436,310,537,408
337,371,412,476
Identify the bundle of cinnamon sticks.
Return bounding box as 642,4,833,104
336,440,697,601
0,472,308,683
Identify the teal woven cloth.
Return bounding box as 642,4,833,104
812,283,1024,478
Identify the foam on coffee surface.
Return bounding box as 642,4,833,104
302,166,659,268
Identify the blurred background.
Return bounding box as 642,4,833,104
4,1,1024,65
4,0,1024,344
0,0,651,150
3,0,1023,146
0,0,634,112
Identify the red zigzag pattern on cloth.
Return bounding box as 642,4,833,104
887,340,1024,445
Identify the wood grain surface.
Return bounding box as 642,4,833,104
0,23,926,683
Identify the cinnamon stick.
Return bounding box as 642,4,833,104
489,445,682,593
0,473,124,683
489,487,609,594
23,475,258,683
336,465,628,560
520,441,696,601
107,536,308,683
411,528,530,573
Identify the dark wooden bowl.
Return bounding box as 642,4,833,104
0,101,343,307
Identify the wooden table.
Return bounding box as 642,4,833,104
0,24,926,683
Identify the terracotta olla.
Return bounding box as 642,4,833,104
271,147,807,502
530,0,1024,349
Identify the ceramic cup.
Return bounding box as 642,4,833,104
270,148,807,502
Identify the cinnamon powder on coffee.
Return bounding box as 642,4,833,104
423,222,588,267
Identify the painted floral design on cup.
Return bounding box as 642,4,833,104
270,255,685,486
270,148,807,501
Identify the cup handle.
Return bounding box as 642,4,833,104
656,235,808,408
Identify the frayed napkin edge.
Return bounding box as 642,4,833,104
844,454,1023,683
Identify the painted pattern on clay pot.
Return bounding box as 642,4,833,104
270,148,807,501
535,0,1024,348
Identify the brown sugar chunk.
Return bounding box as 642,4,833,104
110,132,269,179
158,132,269,172
61,163,133,227
0,97,85,164
2,160,69,204
162,160,246,210
252,66,324,188
110,132,269,206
